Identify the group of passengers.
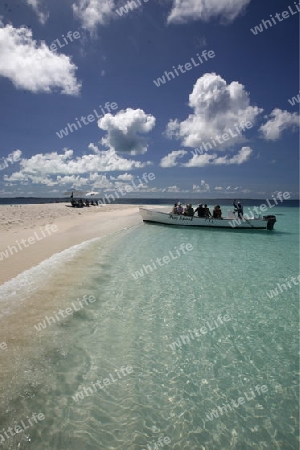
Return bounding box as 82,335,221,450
71,198,99,208
171,202,223,219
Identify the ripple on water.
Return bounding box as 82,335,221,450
0,210,299,449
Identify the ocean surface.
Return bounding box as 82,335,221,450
0,197,299,207
0,204,299,449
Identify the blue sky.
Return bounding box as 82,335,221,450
0,0,299,198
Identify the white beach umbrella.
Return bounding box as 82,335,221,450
85,191,99,197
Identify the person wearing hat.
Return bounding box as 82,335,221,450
233,200,243,218
237,201,243,217
177,202,183,215
183,203,193,216
171,202,178,214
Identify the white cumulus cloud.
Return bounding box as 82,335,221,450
193,179,210,192
25,0,49,24
183,152,217,167
98,108,156,155
72,0,251,32
166,73,262,149
183,147,252,167
0,21,81,95
113,173,134,181
4,148,152,188
213,146,252,165
259,108,300,140
160,150,187,168
166,185,181,192
167,0,251,24
73,0,115,33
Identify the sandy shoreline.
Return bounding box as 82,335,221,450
0,203,147,404
0,203,142,285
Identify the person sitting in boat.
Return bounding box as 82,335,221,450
187,204,194,216
204,204,212,217
233,200,243,218
177,202,183,215
194,203,205,217
171,203,178,214
184,204,194,216
213,205,222,219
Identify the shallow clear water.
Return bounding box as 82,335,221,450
0,207,299,449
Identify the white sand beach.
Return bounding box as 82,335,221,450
0,203,141,285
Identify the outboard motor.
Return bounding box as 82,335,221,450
263,215,276,230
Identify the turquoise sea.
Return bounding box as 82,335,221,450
0,205,299,449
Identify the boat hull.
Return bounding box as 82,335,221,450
139,208,276,230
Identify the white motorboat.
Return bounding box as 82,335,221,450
139,207,276,230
